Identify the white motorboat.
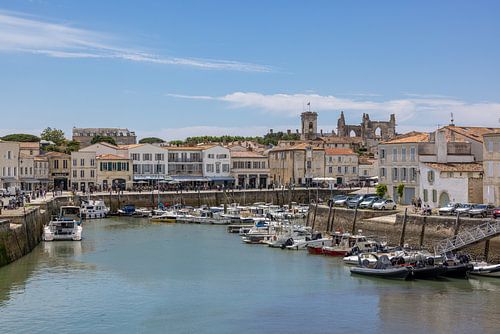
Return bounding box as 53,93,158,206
43,206,82,241
81,199,109,219
470,262,500,277
134,208,152,217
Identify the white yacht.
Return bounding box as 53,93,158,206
81,199,109,219
43,206,83,241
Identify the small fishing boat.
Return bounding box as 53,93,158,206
350,255,410,280
118,204,136,216
134,208,152,217
470,262,500,277
409,264,448,279
150,211,177,223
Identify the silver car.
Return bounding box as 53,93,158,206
468,204,495,218
455,203,474,216
438,203,461,216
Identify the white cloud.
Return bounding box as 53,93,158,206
0,10,271,72
167,91,500,128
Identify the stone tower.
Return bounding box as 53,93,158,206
301,111,318,140
337,111,346,137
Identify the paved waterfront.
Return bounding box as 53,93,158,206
1,218,499,333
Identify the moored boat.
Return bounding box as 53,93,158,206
43,206,83,241
350,255,410,280
470,262,500,277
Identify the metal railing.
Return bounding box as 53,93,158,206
434,220,500,255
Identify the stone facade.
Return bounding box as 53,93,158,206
324,148,359,184
70,151,97,192
230,150,269,188
72,127,136,148
45,152,71,190
0,141,20,190
483,133,500,205
269,144,325,186
96,154,133,190
298,111,397,149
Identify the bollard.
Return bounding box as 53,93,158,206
399,208,408,247
419,216,427,248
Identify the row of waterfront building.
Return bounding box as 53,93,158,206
1,111,499,208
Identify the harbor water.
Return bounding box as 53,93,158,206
1,218,499,333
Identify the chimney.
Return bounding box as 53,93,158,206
436,129,447,163
270,129,274,134
296,129,299,134
320,129,323,136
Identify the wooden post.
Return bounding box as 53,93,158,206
419,216,427,248
484,240,490,262
454,212,461,236
197,188,201,207
351,203,359,234
223,187,227,214
326,203,333,232
305,205,311,227
330,208,336,232
399,208,408,247
311,202,318,231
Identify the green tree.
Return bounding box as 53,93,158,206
139,137,165,144
375,184,388,198
91,135,117,146
169,140,185,146
64,140,80,154
41,127,66,146
1,133,40,142
396,184,405,204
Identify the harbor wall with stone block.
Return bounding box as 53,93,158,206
0,207,48,267
309,205,500,262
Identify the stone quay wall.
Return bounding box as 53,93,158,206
0,207,49,267
307,205,500,261
74,188,347,212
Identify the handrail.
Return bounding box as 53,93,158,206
434,220,500,255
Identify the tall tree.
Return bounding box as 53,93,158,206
1,134,40,142
41,127,66,146
91,135,117,146
139,137,165,144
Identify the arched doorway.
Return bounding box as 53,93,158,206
439,191,450,207
113,178,126,190
375,127,382,138
349,130,357,137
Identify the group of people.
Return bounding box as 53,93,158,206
411,197,432,215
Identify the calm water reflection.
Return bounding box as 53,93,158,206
1,218,499,333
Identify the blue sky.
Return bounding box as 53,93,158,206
1,0,499,140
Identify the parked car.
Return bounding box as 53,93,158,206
438,203,461,216
359,196,381,209
333,195,351,207
493,207,500,219
346,194,377,209
372,199,397,210
328,195,346,207
468,204,495,218
455,203,475,216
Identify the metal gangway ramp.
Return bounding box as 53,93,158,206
434,220,500,255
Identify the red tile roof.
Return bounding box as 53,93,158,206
324,148,356,155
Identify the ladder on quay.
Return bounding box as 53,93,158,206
434,219,500,255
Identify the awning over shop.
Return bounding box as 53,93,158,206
171,176,208,182
207,177,235,182
0,177,17,181
312,177,336,182
133,175,169,181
